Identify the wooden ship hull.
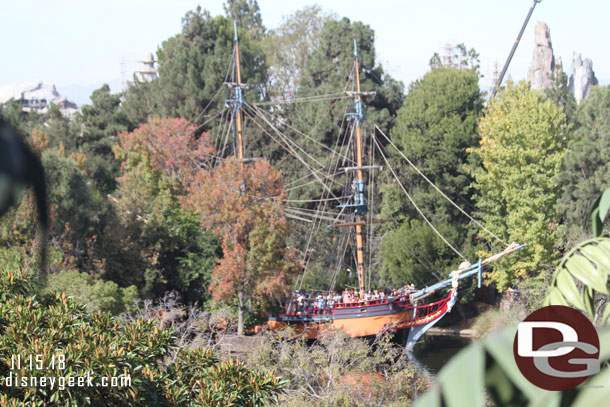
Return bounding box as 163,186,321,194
268,242,525,350
268,291,456,350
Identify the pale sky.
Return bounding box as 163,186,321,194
1,0,607,105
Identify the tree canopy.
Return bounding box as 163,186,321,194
556,85,610,246
380,66,484,286
469,81,568,290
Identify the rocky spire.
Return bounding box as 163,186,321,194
527,22,555,90
569,53,598,104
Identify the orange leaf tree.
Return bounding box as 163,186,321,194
185,157,300,335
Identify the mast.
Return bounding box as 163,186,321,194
352,40,367,294
233,20,245,160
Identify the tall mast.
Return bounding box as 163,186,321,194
233,21,245,160
353,40,366,294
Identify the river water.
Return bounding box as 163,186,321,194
411,335,472,374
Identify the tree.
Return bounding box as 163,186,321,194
429,43,480,72
544,61,577,124
44,269,137,314
379,66,484,285
556,85,610,247
77,84,130,193
468,81,568,290
184,158,300,335
124,7,267,126
112,118,220,299
414,189,610,407
292,17,403,159
0,267,285,406
263,5,335,98
270,17,402,286
223,0,265,40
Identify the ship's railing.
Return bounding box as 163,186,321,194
394,295,449,319
280,295,419,318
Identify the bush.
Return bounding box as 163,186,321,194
44,270,138,315
0,268,285,406
246,327,430,406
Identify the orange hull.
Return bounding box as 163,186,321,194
267,293,452,340
268,309,413,339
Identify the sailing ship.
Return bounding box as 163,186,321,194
222,22,524,351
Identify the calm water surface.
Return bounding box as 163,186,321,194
412,335,472,374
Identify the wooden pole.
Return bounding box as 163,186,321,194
234,21,245,160
353,41,366,295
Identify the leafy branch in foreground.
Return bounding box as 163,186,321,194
545,187,610,324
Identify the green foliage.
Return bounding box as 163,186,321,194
544,237,610,323
76,84,129,193
590,188,610,237
544,63,577,123
556,86,610,246
44,270,138,315
417,186,610,407
223,0,265,40
381,66,484,285
0,267,285,406
42,151,101,239
288,17,402,197
123,7,267,126
381,219,455,287
546,187,610,324
263,5,335,97
469,81,568,290
112,118,221,299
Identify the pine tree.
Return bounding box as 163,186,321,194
556,85,610,246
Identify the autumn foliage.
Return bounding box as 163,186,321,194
185,157,300,305
115,118,299,331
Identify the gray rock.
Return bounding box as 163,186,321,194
569,53,598,104
527,22,555,90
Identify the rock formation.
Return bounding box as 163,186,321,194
569,53,598,104
527,22,555,90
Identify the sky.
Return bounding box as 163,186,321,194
1,0,608,105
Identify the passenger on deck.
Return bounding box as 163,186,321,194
317,295,325,309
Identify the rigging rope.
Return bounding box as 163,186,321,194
247,104,327,168
252,92,349,106
242,106,340,200
251,104,353,163
373,135,468,261
375,125,508,247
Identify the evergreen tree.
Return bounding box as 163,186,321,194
379,66,484,286
286,17,402,200
556,85,610,246
544,62,577,124
266,17,402,290
77,84,129,193
223,0,265,40
469,81,568,290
